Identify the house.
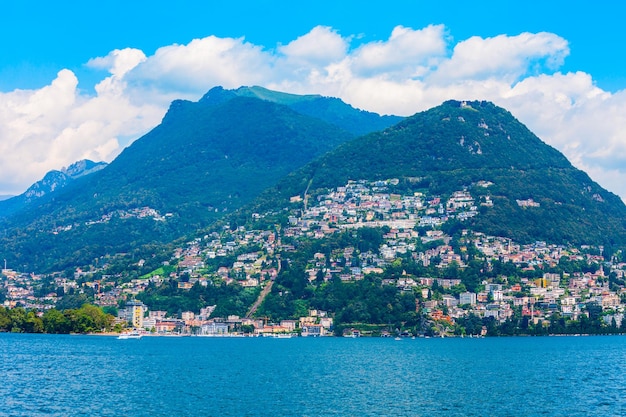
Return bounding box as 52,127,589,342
181,311,195,321
442,295,459,307
200,321,229,336
155,319,181,334
280,320,297,331
460,292,477,306
301,324,326,337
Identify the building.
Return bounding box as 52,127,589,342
460,292,477,306
181,311,195,322
155,319,181,334
301,324,326,337
200,321,229,336
119,300,147,329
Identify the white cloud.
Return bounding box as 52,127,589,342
88,48,148,100
0,57,163,194
87,48,147,78
278,26,348,65
3,25,626,204
126,35,272,95
430,32,569,84
350,24,447,77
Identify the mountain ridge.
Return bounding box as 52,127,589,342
246,99,626,246
199,86,404,136
0,159,107,218
0,93,624,274
0,89,394,272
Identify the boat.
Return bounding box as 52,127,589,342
118,330,142,339
265,333,297,338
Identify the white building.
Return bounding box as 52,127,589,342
460,292,477,306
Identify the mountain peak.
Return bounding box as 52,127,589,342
235,85,323,105
199,86,237,106
24,170,69,199
200,85,323,106
62,159,107,179
258,99,626,245
199,85,403,136
0,159,108,219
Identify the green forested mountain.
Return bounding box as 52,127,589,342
200,86,404,136
0,93,363,272
249,100,626,245
2,96,625,275
96,95,354,217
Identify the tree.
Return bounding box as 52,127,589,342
8,308,27,332
586,302,603,322
240,324,255,334
443,261,460,279
0,306,11,331
56,293,90,310
42,309,72,334
78,304,114,332
24,311,43,333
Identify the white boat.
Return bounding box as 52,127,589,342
118,331,142,339
265,333,297,338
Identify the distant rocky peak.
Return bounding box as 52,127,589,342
24,170,70,199
21,160,107,202
199,86,238,106
61,159,107,179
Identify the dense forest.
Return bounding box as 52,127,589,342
0,304,115,334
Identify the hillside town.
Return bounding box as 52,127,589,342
2,179,625,336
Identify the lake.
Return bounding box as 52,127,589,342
1,334,625,416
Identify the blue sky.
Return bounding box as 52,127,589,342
2,0,626,201
3,1,624,92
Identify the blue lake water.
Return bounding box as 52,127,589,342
1,334,625,416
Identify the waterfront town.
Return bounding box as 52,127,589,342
2,178,625,336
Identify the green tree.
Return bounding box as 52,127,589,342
24,311,43,333
42,309,72,334
0,306,11,331
9,308,27,332
56,293,90,310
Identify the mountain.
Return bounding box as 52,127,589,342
201,86,403,136
3,94,623,275
249,100,626,246
24,159,108,201
0,159,107,218
0,91,373,272
62,159,108,179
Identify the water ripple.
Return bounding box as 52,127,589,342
1,334,625,416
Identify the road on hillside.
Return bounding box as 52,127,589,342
245,258,281,318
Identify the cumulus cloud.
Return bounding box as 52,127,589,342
87,48,147,77
0,51,163,194
2,24,626,203
278,26,348,65
349,25,447,77
430,32,569,84
125,35,272,95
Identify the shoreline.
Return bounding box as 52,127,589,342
3,330,624,338
79,331,626,338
